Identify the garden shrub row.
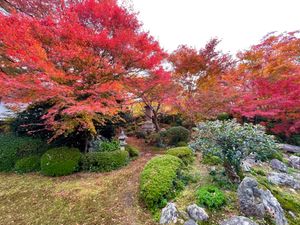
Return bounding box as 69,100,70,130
81,150,129,172
166,147,194,165
140,155,187,210
0,134,46,171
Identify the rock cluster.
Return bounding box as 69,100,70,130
267,172,300,189
270,159,288,173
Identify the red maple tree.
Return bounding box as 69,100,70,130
0,0,167,140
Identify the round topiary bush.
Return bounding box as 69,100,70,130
162,126,190,146
81,150,129,172
140,155,186,210
196,185,226,209
41,147,81,177
125,145,140,158
166,147,194,165
14,155,41,173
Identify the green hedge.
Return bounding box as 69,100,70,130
14,155,41,173
196,185,226,209
140,155,186,210
166,147,194,165
125,145,140,158
41,147,81,176
81,150,129,172
0,134,46,171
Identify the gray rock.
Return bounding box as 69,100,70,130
280,144,300,153
220,216,258,225
241,154,260,172
288,211,296,219
270,159,288,173
289,155,300,169
237,177,265,217
186,204,209,221
260,189,288,225
160,203,178,224
238,177,288,225
267,172,300,189
184,219,197,225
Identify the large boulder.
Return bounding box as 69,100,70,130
280,144,300,153
220,216,258,225
270,159,288,173
260,189,288,225
183,219,197,225
160,203,179,224
186,204,209,222
237,177,265,217
267,172,300,189
238,177,288,225
289,155,300,170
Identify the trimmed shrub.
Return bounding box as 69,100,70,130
140,155,186,210
125,145,140,158
202,154,222,165
162,126,190,146
41,147,81,176
81,150,129,172
90,139,120,152
166,147,194,165
176,141,188,147
197,185,226,209
0,134,46,171
14,156,41,173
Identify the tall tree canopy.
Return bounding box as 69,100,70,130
0,0,167,140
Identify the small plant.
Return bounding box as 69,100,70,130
125,145,140,158
166,147,194,165
202,154,222,165
81,150,129,172
41,147,81,176
196,185,226,209
90,139,120,152
14,156,41,173
140,155,187,210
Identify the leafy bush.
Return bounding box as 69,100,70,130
135,131,146,139
91,139,120,152
140,155,187,210
190,119,280,183
202,154,222,165
197,185,226,209
14,156,41,173
41,147,81,176
176,141,188,147
0,134,46,171
161,126,190,146
166,147,194,165
125,145,140,158
81,150,129,172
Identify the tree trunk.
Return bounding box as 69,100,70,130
152,110,160,132
223,161,241,183
84,136,89,153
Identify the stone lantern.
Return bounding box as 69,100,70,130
118,129,127,150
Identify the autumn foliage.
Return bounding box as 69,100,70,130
0,0,167,140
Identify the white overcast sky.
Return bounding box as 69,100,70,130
131,0,300,54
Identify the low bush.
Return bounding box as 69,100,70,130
162,126,190,146
202,154,222,165
90,139,120,152
41,147,81,176
0,134,46,171
196,185,226,209
14,156,41,173
125,145,140,158
81,150,129,172
190,119,280,183
166,147,194,165
140,155,187,210
176,141,188,147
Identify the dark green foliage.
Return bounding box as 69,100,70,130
81,150,129,172
135,131,146,139
202,154,222,165
166,147,194,165
92,139,120,152
14,156,41,173
217,112,232,121
140,155,186,210
176,141,188,147
41,147,81,176
0,134,46,171
125,145,140,158
209,169,237,190
196,185,226,209
162,126,190,146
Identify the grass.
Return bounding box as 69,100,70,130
0,139,158,225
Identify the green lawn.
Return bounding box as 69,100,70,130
0,155,157,225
